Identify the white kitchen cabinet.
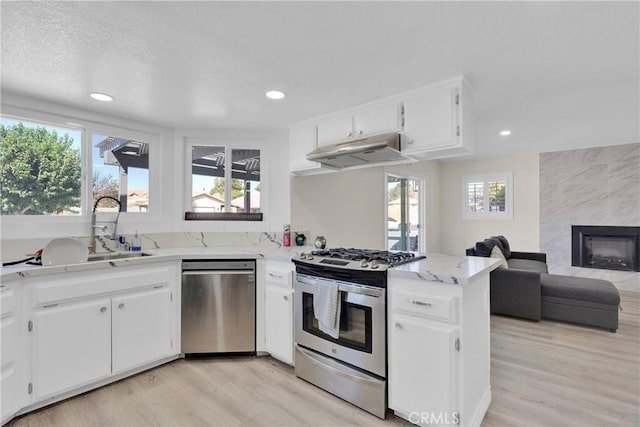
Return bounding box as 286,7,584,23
402,77,474,160
289,121,322,173
389,314,458,424
316,102,402,147
24,261,180,409
264,262,294,365
1,283,24,424
388,274,491,427
32,298,112,400
316,113,354,146
112,286,173,374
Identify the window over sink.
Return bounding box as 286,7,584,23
1,112,158,218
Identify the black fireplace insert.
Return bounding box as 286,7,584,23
572,225,640,272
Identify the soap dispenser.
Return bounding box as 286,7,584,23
131,231,142,252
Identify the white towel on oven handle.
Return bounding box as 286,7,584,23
313,280,342,339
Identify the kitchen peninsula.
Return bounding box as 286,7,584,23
2,247,498,427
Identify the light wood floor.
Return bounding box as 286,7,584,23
10,291,639,427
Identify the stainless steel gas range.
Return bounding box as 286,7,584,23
292,248,425,419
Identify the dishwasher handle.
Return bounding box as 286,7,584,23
182,270,254,276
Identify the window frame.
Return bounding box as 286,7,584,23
0,106,160,225
184,137,263,221
462,172,513,220
384,166,426,252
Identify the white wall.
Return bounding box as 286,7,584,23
291,167,386,249
290,160,442,252
0,94,290,244
438,154,540,255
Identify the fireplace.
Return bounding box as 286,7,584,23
572,225,640,272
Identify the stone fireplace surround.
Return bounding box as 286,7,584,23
540,143,640,292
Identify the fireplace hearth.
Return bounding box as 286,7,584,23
572,225,640,272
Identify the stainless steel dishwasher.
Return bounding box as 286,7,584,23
181,260,256,355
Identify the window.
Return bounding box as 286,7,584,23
91,133,150,213
386,169,424,251
1,113,156,218
186,142,262,221
463,173,513,219
1,117,82,215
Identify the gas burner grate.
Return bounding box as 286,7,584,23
310,248,424,267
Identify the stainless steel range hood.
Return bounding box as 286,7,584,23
305,132,408,169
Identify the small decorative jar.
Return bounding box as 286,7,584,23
295,233,307,246
314,235,327,249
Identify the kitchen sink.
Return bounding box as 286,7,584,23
86,252,152,262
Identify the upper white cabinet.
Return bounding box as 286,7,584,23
316,113,354,146
317,103,402,147
288,75,474,174
289,121,321,173
402,77,474,160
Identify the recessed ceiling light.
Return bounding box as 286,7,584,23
90,92,115,102
265,90,286,100
500,130,512,136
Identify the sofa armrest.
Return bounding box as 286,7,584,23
510,251,547,263
490,268,542,321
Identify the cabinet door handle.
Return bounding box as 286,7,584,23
283,295,289,301
100,307,107,313
119,303,125,309
346,131,353,137
357,129,363,135
394,322,403,329
409,299,432,306
269,273,283,279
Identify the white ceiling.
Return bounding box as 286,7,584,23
1,1,638,158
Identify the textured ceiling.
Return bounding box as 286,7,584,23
1,1,638,157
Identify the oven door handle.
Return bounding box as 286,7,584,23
296,345,383,384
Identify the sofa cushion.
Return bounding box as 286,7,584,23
492,235,511,259
488,237,506,257
474,239,496,257
507,258,549,273
490,245,508,268
540,274,620,306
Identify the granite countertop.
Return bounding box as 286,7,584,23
0,245,311,283
388,253,501,285
1,245,498,286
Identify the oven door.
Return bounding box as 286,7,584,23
294,273,386,377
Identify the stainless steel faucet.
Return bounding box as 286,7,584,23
90,196,122,254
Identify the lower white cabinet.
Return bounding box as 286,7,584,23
33,298,112,399
388,274,491,427
25,261,179,407
112,286,173,374
264,263,294,365
1,283,23,424
389,314,458,423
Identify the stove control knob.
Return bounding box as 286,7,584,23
360,259,369,268
370,260,380,269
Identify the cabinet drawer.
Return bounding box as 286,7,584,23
31,265,173,307
265,268,292,289
392,290,457,323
